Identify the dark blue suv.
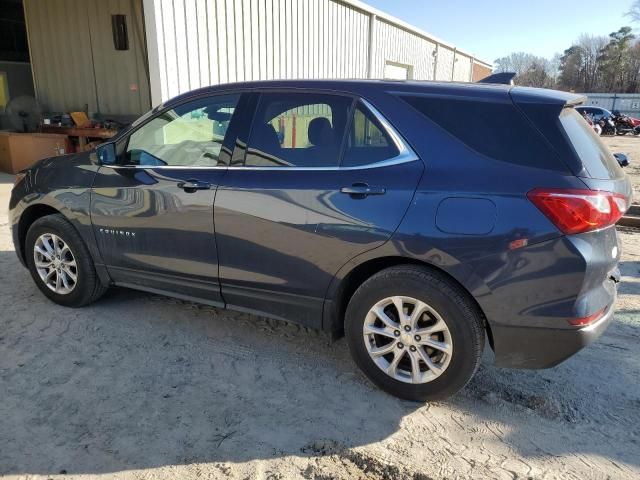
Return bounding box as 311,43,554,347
9,80,632,401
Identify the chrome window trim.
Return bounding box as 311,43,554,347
102,98,419,172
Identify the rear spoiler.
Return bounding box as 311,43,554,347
477,72,516,85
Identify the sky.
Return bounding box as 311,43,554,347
363,0,636,64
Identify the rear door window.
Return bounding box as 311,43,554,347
559,107,622,179
244,92,352,168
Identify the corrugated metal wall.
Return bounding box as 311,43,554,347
371,19,436,80
24,0,97,113
144,0,489,104
25,0,491,112
584,93,640,116
435,47,455,81
453,55,472,82
24,0,150,116
86,0,151,115
148,0,370,101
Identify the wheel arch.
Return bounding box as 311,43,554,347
324,255,492,346
17,203,63,265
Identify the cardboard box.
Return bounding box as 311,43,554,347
0,132,70,174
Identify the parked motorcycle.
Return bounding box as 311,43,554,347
611,110,640,136
598,116,617,136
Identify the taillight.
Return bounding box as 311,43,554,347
567,307,606,326
527,188,628,234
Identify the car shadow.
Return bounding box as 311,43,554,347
1,249,639,476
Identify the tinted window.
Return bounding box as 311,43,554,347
125,94,239,167
400,95,563,170
342,102,399,167
577,108,594,121
579,107,606,121
245,93,352,167
560,107,622,179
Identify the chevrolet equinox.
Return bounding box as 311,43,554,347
9,80,631,401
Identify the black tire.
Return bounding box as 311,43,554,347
25,214,107,307
345,265,484,402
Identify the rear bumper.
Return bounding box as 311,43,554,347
490,302,615,369
468,227,621,369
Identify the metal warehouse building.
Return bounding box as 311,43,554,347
11,0,491,120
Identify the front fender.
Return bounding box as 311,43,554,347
9,152,105,271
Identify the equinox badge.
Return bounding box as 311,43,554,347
99,228,136,237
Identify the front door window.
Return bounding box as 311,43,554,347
124,94,240,167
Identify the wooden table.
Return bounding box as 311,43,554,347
40,126,118,150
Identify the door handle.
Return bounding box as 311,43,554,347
177,179,211,193
340,183,386,197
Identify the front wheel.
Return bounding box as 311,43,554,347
345,266,484,401
25,214,107,307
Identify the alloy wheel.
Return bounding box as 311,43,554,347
363,296,453,384
33,233,78,295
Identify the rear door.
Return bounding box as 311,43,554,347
214,92,423,327
91,93,242,303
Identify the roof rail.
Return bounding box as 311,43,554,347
478,72,516,85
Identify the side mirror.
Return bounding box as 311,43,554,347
97,143,116,165
614,153,629,168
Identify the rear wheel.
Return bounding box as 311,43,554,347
345,266,484,401
26,214,107,307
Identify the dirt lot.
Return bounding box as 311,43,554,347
601,136,640,204
1,147,639,479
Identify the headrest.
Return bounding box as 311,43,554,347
308,117,334,147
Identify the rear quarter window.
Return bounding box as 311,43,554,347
399,95,566,171
559,107,623,179
342,102,399,167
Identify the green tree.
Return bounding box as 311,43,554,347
598,27,635,92
558,45,585,91
558,35,608,92
496,26,640,93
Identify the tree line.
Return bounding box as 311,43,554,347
493,2,640,92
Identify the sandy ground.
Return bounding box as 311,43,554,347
601,136,640,204
0,166,639,480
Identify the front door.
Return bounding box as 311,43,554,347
214,93,423,327
91,93,241,303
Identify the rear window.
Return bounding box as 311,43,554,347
559,108,622,179
399,95,565,171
